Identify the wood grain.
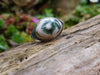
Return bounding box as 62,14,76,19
0,15,100,75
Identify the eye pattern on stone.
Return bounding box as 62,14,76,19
31,17,64,41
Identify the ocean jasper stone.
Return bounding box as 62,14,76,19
31,17,64,41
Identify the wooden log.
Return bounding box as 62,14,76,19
0,15,100,75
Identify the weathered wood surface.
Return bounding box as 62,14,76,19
0,15,100,75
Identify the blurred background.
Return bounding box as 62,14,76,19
0,0,100,52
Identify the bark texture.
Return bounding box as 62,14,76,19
0,15,100,75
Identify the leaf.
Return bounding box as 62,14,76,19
80,0,87,5
11,33,24,44
0,35,9,52
0,19,5,29
0,45,7,52
0,35,5,42
4,25,19,38
36,8,54,19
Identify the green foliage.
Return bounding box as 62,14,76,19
15,16,20,21
21,32,34,43
0,45,7,52
65,4,100,29
11,33,24,44
0,35,9,52
16,25,24,30
64,17,80,29
5,25,18,38
36,8,54,19
0,19,5,29
43,8,54,17
4,25,24,44
80,0,87,5
2,13,13,19
0,1,55,52
74,5,100,18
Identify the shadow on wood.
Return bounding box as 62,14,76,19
0,15,100,75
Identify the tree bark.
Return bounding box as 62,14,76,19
0,15,100,75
